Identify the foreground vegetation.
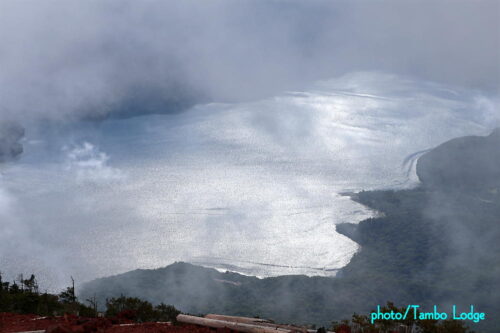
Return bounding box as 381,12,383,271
0,272,472,332
0,272,179,323
331,302,472,333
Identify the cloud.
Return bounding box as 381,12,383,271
64,142,125,183
0,0,497,125
0,123,24,162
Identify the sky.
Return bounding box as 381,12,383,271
0,0,499,290
0,0,498,124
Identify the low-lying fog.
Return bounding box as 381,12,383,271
1,72,498,290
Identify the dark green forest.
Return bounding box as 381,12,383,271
0,273,180,323
0,273,93,317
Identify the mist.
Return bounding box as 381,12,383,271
0,0,498,125
0,0,499,301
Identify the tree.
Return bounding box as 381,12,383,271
155,303,180,323
86,294,98,317
106,296,155,322
58,277,76,304
22,274,38,294
105,296,180,323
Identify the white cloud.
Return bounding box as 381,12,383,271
0,0,497,124
64,142,125,182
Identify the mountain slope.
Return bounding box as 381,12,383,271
80,129,500,332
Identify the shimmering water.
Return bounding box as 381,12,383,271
1,72,498,290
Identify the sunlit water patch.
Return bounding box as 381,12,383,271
0,72,498,290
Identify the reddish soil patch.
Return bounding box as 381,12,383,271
107,323,221,333
0,312,67,332
0,313,216,333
